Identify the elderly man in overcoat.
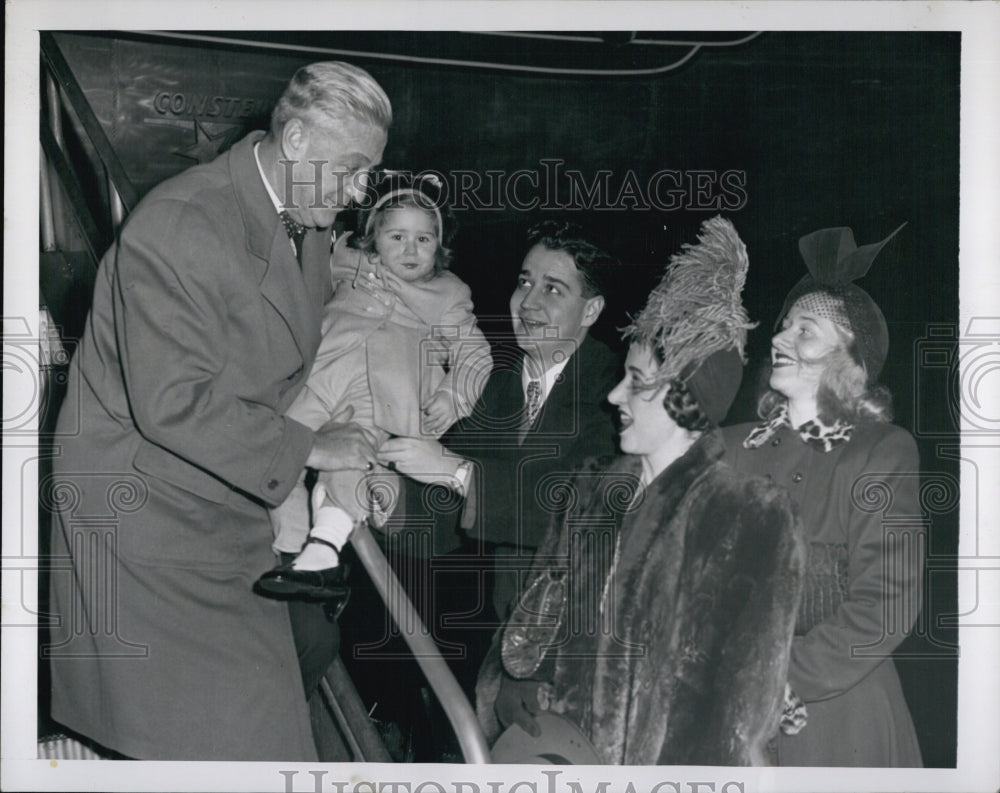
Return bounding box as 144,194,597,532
47,61,389,760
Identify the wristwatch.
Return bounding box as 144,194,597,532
451,459,473,497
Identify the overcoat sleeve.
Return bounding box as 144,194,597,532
113,198,313,506
788,428,924,701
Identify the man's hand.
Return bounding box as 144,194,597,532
494,674,543,737
378,437,460,487
306,406,378,473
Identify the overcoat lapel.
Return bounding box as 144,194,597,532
258,233,321,362
228,132,321,367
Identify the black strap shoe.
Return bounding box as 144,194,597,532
254,538,351,618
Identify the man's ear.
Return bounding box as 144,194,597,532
580,294,606,328
280,118,307,160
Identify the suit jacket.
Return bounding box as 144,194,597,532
445,334,621,550
48,132,327,760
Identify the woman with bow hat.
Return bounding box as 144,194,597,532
722,224,924,766
475,217,806,765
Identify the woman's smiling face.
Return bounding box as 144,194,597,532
769,298,848,402
607,344,682,460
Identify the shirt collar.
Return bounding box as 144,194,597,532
253,141,283,214
742,402,854,453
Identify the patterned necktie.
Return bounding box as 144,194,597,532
519,379,542,444
279,211,307,262
525,379,542,424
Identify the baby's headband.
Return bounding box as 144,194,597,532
363,174,445,241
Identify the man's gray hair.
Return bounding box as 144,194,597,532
271,61,392,134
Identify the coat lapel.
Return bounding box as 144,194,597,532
228,132,321,367
529,339,588,439
258,235,321,363
535,352,576,435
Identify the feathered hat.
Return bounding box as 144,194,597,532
777,223,905,383
624,215,756,424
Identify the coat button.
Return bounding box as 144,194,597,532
771,437,781,447
267,479,279,490
792,472,803,483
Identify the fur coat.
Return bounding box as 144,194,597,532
476,430,806,765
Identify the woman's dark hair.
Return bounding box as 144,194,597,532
526,219,617,298
645,342,712,431
662,379,712,432
758,323,894,424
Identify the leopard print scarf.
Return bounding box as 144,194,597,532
743,403,853,453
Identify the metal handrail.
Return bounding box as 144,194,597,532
40,123,103,266
40,31,140,214
350,524,491,763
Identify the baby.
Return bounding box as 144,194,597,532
256,174,492,598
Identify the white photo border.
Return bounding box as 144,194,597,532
4,2,998,792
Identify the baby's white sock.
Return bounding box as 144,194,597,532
291,482,354,571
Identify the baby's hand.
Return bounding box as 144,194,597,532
421,391,459,437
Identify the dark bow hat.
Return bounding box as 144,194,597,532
777,223,905,383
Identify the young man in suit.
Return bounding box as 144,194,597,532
47,62,389,760
380,220,621,692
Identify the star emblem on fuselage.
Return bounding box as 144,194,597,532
174,119,236,164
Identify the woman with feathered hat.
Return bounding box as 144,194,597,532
722,224,924,766
475,217,806,765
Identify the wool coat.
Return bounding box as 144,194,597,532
477,431,806,765
47,132,329,760
721,419,925,766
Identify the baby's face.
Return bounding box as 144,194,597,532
373,206,438,282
